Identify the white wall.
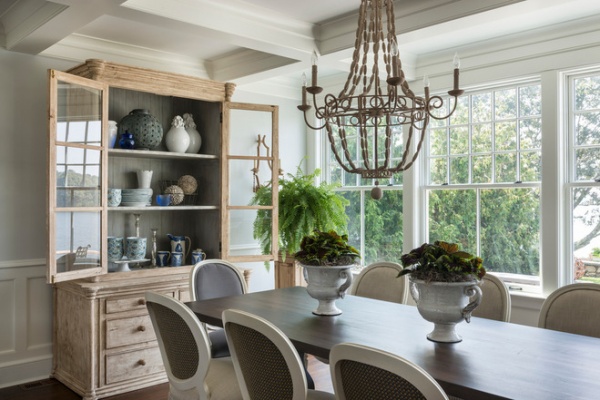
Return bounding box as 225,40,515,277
0,50,78,388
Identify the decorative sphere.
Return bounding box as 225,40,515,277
118,109,163,149
177,175,198,195
371,186,383,200
164,185,184,205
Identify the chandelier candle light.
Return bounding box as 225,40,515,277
299,0,464,190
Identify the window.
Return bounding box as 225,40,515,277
568,71,600,283
325,137,404,266
426,83,542,288
319,71,600,293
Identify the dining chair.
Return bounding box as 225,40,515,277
144,291,242,400
330,342,449,400
538,282,600,338
222,309,335,400
189,259,248,358
471,273,511,322
350,261,408,304
313,261,408,366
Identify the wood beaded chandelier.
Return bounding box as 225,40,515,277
299,0,464,182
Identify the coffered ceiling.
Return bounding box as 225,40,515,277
2,0,600,96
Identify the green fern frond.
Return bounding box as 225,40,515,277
249,163,349,258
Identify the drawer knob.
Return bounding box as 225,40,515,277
137,325,146,332
138,299,146,305
138,359,146,366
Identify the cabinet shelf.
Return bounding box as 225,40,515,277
109,148,218,160
109,205,218,211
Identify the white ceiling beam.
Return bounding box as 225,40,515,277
122,0,317,62
317,0,526,55
3,0,126,53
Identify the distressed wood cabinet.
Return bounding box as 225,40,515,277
47,60,278,399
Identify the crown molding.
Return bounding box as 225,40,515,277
41,34,209,78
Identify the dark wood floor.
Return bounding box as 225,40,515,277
0,355,332,400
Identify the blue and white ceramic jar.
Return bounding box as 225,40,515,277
118,109,163,150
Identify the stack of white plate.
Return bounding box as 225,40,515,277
121,188,153,206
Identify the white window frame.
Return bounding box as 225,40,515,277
423,80,543,294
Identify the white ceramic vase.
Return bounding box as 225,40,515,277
165,115,190,153
136,170,153,189
302,264,354,316
183,113,202,153
409,277,482,343
108,120,118,148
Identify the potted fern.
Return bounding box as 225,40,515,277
250,165,349,287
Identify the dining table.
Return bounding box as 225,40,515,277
186,286,600,400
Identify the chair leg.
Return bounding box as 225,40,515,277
297,351,315,389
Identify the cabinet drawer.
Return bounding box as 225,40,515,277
106,291,175,314
105,346,164,384
106,315,157,349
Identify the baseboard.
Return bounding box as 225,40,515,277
0,355,52,389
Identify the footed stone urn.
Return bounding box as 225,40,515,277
410,277,482,343
302,264,354,316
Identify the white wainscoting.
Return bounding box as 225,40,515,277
0,259,53,388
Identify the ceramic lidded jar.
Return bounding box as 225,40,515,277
118,109,163,150
183,113,202,153
165,115,190,153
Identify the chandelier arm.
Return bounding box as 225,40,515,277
427,94,460,120
302,110,327,131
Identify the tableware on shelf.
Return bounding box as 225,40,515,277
119,130,135,149
177,175,197,195
125,237,147,260
107,189,122,207
165,115,190,153
155,194,171,206
183,113,202,153
136,170,153,189
167,234,191,261
191,249,206,264
119,109,163,150
108,120,118,148
112,258,131,272
121,188,152,206
170,251,183,267
156,251,170,267
107,236,123,261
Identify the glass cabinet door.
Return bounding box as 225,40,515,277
47,70,108,283
222,102,279,262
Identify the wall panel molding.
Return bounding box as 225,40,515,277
0,259,52,389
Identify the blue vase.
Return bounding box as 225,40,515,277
119,131,135,149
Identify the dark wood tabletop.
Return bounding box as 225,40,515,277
186,286,600,400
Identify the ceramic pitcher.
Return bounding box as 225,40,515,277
167,234,191,261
